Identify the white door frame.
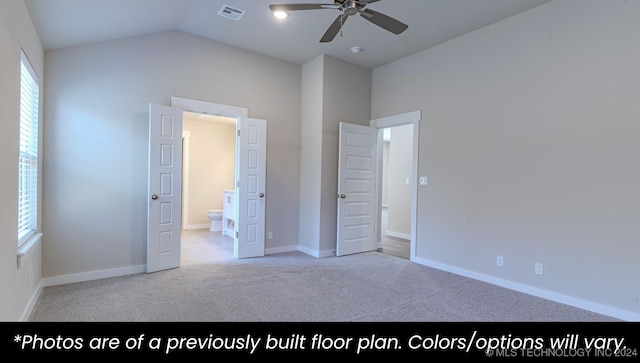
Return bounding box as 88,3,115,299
171,96,248,119
181,130,191,229
370,111,421,261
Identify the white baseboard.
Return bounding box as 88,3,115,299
43,264,146,287
296,245,335,258
412,255,640,322
318,249,336,258
296,245,319,257
266,245,298,255
20,279,44,322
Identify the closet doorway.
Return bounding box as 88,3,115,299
379,124,413,260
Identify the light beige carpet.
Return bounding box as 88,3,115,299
28,250,618,322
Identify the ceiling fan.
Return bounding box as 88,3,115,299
269,0,409,43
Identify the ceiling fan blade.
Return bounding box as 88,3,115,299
269,4,339,12
359,8,408,35
320,14,349,43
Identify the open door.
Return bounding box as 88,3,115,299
147,104,183,273
234,117,267,258
336,122,377,256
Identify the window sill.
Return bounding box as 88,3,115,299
17,232,43,269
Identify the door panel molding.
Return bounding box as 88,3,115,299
235,117,267,258
336,122,377,256
147,103,183,273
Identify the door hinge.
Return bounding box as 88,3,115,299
235,231,239,238
237,130,240,136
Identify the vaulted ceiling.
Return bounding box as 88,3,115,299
24,0,552,69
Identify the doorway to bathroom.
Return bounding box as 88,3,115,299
147,97,267,272
180,112,236,265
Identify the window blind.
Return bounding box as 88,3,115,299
18,51,39,244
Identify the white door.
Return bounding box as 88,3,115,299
336,122,377,256
147,104,183,273
234,117,267,258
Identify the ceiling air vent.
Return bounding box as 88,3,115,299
218,5,245,21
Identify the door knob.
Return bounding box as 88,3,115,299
340,194,346,199
151,194,158,200
259,193,265,198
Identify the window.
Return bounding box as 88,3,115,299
18,51,40,245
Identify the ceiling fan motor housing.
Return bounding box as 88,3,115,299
343,1,360,16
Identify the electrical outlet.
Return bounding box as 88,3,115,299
535,263,543,275
496,256,504,267
268,231,273,240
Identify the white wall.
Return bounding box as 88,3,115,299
43,31,301,278
298,56,324,253
372,0,640,319
319,56,371,254
299,55,371,257
0,0,44,320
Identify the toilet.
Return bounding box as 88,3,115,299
206,210,223,232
